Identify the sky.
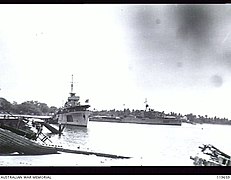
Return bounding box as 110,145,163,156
1,4,231,119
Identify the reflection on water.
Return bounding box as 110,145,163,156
48,124,89,148
64,125,89,139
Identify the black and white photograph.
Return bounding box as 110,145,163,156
1,4,231,167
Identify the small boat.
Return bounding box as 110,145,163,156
0,127,58,155
0,113,59,155
55,75,91,127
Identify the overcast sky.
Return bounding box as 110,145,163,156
1,4,231,118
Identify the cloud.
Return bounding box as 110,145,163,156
119,5,231,91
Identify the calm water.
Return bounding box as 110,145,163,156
1,121,231,166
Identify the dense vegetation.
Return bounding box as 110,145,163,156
0,97,58,116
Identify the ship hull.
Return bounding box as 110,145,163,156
57,111,90,127
90,116,182,126
123,117,182,126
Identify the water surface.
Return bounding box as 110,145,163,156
1,122,231,166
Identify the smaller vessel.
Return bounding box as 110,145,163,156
55,75,90,127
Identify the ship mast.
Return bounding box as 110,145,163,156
144,98,149,111
70,74,76,97
68,74,80,105
71,74,74,93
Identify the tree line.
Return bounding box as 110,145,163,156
0,97,58,116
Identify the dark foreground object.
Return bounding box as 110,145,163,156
0,128,58,155
190,144,231,166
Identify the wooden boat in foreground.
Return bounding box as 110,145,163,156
0,128,58,155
